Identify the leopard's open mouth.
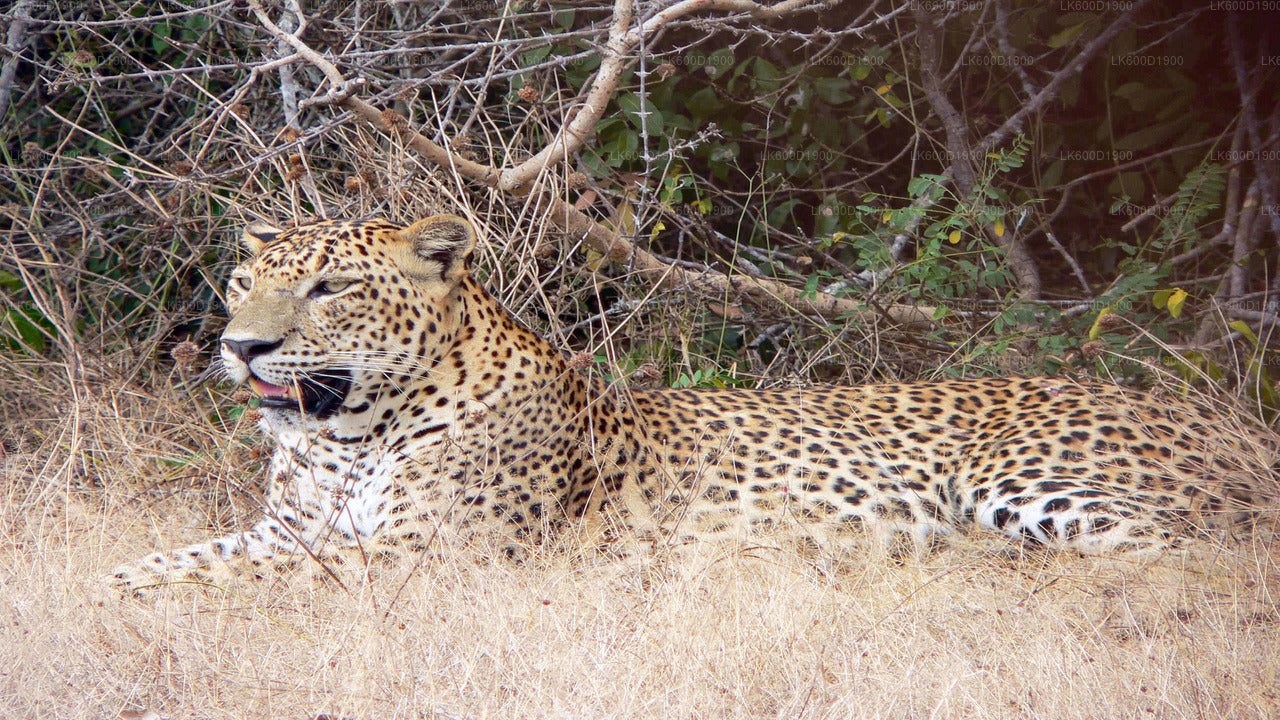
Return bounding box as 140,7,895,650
249,370,352,418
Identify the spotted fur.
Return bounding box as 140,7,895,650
110,215,1263,590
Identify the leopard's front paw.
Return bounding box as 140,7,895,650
100,559,162,598
102,550,202,597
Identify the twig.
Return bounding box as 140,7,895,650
247,0,352,107
991,0,1037,99
1042,231,1091,294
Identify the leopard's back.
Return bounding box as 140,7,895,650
611,377,1261,553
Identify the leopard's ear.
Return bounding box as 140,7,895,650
403,214,476,282
242,221,283,255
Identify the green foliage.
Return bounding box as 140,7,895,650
593,350,745,390
835,138,1033,309
0,304,56,355
1163,164,1226,249
672,367,738,389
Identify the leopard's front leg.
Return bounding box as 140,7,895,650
106,504,362,592
107,447,382,592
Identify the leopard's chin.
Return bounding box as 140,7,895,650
250,370,352,419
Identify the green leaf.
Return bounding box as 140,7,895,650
1229,320,1259,346
0,270,23,291
62,51,96,69
705,48,735,78
1047,22,1086,49
579,151,609,179
1112,172,1145,199
617,94,664,136
1111,81,1152,109
766,198,802,228
1042,159,1065,187
686,87,720,120
522,44,553,66
1088,307,1113,340
152,23,172,54
183,14,210,34
1113,122,1183,152
754,58,781,82
747,58,778,94
907,174,947,199
3,306,49,353
1251,367,1280,413
1165,288,1187,318
708,141,738,163
813,77,853,104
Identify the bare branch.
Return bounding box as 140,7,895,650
247,0,348,94
991,0,1037,99
274,0,305,130
1043,231,1091,295
341,92,936,327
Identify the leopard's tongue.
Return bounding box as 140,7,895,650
250,377,294,399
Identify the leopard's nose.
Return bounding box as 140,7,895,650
221,338,283,363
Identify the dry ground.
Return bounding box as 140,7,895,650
2,379,1279,720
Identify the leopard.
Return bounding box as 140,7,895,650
109,214,1266,590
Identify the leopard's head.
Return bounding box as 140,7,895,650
219,215,476,419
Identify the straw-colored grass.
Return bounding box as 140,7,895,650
3,378,1278,720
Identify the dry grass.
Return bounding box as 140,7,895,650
3,374,1279,720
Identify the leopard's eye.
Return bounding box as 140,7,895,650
231,275,253,293
309,278,355,299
